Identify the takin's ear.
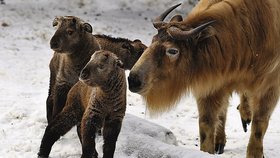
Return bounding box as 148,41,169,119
122,42,133,51
82,23,93,33
116,59,124,68
170,15,183,22
52,16,62,27
194,26,216,42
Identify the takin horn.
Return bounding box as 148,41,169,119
167,20,216,40
153,3,182,29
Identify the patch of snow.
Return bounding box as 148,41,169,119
1,0,279,158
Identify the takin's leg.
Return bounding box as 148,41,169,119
38,101,83,158
102,118,123,158
215,105,228,154
46,70,56,123
46,95,54,124
81,108,104,158
52,83,72,119
77,122,82,144
237,93,252,132
246,87,279,158
196,89,230,154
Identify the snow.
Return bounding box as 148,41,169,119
0,0,279,158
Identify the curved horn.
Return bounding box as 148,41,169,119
153,3,182,29
167,20,216,40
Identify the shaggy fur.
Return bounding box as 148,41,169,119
128,1,280,157
38,51,126,158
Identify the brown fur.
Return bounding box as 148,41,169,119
94,34,147,70
128,1,280,157
47,16,146,123
38,51,126,158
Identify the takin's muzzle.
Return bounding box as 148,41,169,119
127,72,143,93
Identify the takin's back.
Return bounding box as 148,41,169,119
185,0,280,94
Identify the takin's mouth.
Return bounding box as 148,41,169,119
128,81,149,95
79,78,92,86
128,73,150,95
128,85,143,94
51,48,63,52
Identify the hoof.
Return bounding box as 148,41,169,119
37,155,48,158
37,152,48,158
241,118,251,132
97,129,102,136
215,143,225,154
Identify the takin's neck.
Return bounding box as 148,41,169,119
68,34,99,70
101,70,126,97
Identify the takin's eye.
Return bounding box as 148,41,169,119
67,30,74,36
166,48,180,62
97,64,105,72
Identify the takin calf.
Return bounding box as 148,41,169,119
128,1,280,158
47,16,146,123
46,16,100,123
94,34,147,70
38,50,126,158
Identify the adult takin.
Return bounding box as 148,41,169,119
47,16,146,123
38,50,126,158
128,1,280,158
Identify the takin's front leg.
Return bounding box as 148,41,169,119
247,87,279,158
196,90,230,154
215,106,228,154
102,118,123,158
46,70,56,124
81,108,104,158
237,93,252,132
46,95,54,124
52,83,72,119
38,102,82,158
77,122,82,145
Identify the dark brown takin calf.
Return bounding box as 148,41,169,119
47,16,146,123
46,16,100,123
38,50,126,158
94,34,147,70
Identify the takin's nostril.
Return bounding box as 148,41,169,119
128,73,142,92
80,68,90,80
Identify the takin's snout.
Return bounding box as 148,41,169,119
128,72,143,93
79,67,90,81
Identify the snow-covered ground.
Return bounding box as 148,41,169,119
0,0,279,158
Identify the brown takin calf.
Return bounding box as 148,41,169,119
47,16,146,123
47,16,100,123
128,1,280,158
38,50,126,158
94,34,147,70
